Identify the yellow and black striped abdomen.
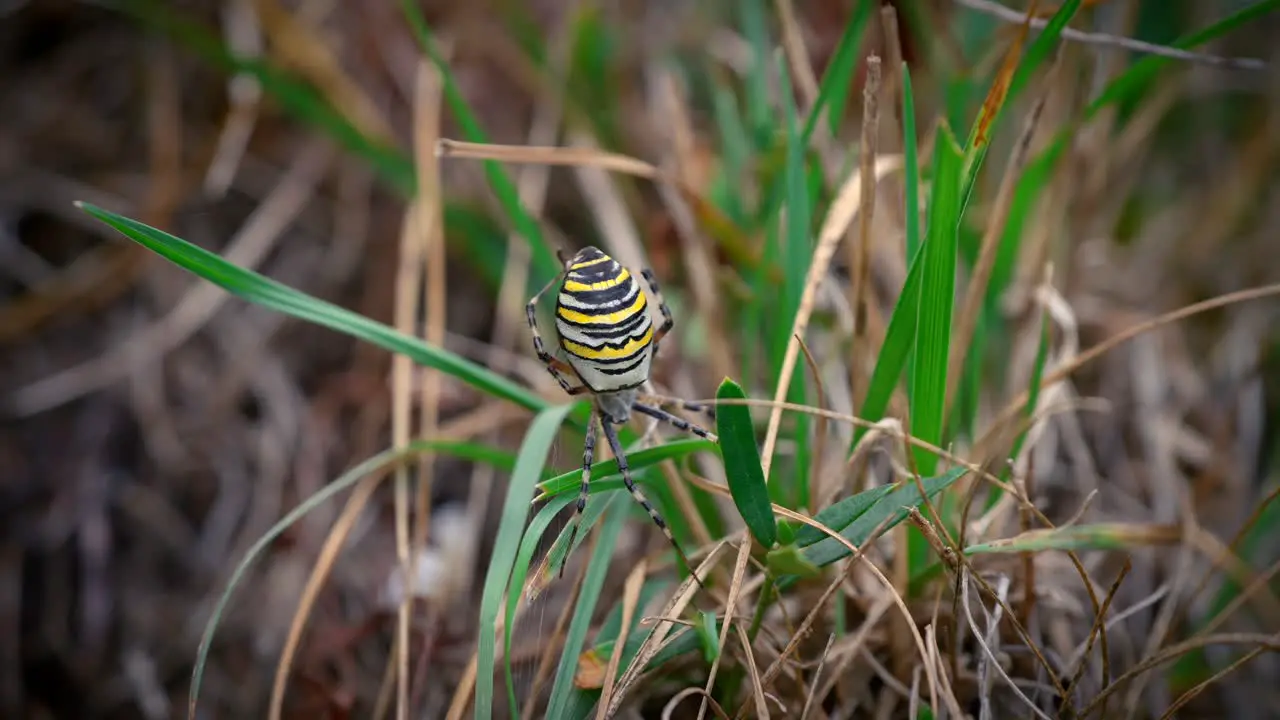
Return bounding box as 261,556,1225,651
554,246,655,393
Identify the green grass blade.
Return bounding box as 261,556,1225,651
710,82,753,226
534,439,716,500
801,0,875,142
188,440,518,719
796,467,969,572
544,494,629,718
778,53,813,508
901,63,921,263
741,0,773,145
1005,308,1050,465
715,379,778,549
852,239,926,452
908,124,964,477
476,404,577,719
76,203,550,415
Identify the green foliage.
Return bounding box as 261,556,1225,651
715,380,779,548
94,0,1280,714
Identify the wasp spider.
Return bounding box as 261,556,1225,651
526,246,716,580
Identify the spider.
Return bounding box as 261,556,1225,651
525,245,716,581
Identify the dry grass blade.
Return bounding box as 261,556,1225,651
847,55,882,400
730,512,938,720
268,471,386,720
759,154,904,477
802,595,894,719
596,560,648,720
733,620,769,719
664,687,731,719
605,542,730,718
389,200,419,719
438,139,661,180
410,57,448,720
205,0,263,196
1062,559,1129,715
1159,644,1275,720
979,282,1280,455
697,538,753,720
797,633,834,720
1078,634,1280,718
960,569,1052,720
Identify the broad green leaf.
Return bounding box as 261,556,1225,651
794,483,896,548
715,379,778,548
797,468,969,571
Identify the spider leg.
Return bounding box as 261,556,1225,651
640,268,675,352
631,402,718,444
527,270,589,396
599,414,705,588
558,412,598,579
635,393,718,423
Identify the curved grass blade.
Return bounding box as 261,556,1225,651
715,379,778,549
188,440,518,719
476,404,577,720
76,203,549,415
544,494,629,718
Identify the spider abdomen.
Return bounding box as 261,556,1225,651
554,247,655,393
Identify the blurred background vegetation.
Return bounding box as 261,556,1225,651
2,0,1279,718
